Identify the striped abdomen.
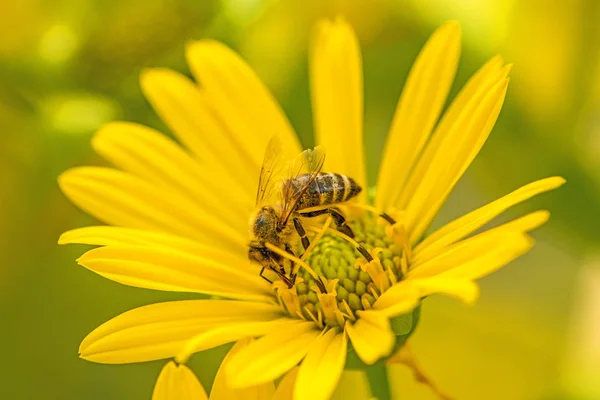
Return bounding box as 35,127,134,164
285,173,362,210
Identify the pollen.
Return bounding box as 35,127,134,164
288,215,405,325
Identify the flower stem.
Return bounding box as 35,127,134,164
365,362,391,400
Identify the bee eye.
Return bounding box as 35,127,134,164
255,214,272,231
256,215,266,226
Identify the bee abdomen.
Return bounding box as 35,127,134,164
294,173,362,209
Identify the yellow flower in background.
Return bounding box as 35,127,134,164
58,17,564,399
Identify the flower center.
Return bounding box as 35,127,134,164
274,214,409,328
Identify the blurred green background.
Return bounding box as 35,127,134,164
1,0,599,399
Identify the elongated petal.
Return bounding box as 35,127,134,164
405,67,512,244
295,329,347,400
79,300,283,364
93,122,251,229
412,210,550,266
175,319,299,365
272,367,299,400
406,277,480,305
408,230,535,280
346,311,395,365
310,18,366,197
76,245,271,300
376,22,461,210
226,321,321,387
411,210,548,269
140,68,257,197
58,167,246,249
186,40,302,169
397,55,504,209
210,339,276,400
59,226,248,268
414,177,565,259
372,282,422,317
153,361,208,400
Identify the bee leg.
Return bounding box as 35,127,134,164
380,212,396,225
301,208,374,263
293,218,310,250
259,267,273,284
285,244,298,283
315,277,327,294
268,264,294,288
327,208,354,238
285,242,327,294
300,208,354,238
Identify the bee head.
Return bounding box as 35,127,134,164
247,240,272,264
251,206,279,241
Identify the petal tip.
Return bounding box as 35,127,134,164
553,176,567,186
57,232,69,245
139,67,172,87
57,168,80,190
440,20,462,36
502,63,514,76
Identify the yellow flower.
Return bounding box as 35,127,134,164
153,339,299,400
59,18,564,399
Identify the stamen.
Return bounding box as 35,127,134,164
273,281,302,316
361,296,372,310
265,242,319,281
301,216,332,262
295,310,306,320
364,259,390,293
304,307,322,328
316,278,340,327
340,300,356,321
306,224,374,262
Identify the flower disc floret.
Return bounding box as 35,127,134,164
291,216,405,324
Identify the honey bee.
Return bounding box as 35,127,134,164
248,136,367,290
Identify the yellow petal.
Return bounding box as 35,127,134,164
405,277,480,305
140,68,257,197
408,230,535,281
414,177,565,260
175,319,299,365
226,321,320,387
346,311,395,365
295,329,347,400
59,226,247,267
405,67,511,244
372,282,422,317
186,40,302,169
153,361,208,400
92,121,251,229
79,300,282,364
396,55,504,209
272,367,299,400
310,18,366,198
58,167,246,249
412,210,550,266
76,245,271,301
376,21,461,210
411,210,548,271
210,339,276,400
330,370,371,400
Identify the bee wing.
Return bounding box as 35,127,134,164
279,144,326,225
255,136,286,206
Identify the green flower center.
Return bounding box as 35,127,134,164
294,216,405,320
